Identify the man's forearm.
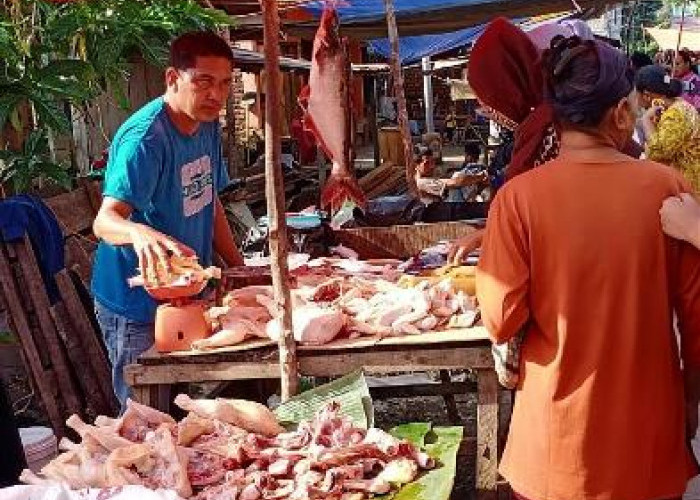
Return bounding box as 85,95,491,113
213,197,244,266
93,208,140,246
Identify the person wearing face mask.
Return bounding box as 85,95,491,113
635,64,700,192
477,35,700,500
91,31,244,408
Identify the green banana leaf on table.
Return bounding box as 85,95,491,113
274,370,463,500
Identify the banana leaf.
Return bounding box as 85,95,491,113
274,372,463,500
274,370,374,429
386,425,464,500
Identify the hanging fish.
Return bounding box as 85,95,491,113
298,4,367,212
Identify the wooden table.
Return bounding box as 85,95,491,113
125,327,508,500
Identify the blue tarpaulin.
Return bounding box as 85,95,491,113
365,13,572,65
288,0,602,39
302,0,502,23
367,25,486,66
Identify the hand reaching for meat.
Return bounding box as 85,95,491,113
447,229,484,265
128,254,221,289
128,224,195,285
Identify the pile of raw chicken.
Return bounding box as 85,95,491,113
21,397,434,500
198,273,478,350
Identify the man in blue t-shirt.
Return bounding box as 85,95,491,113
92,31,244,408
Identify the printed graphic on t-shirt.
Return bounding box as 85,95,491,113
181,156,214,217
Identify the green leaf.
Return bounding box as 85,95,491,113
386,426,464,500
35,76,97,102
274,370,374,429
31,99,70,132
389,423,432,449
0,93,24,132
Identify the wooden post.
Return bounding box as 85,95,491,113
383,0,417,195
261,0,299,401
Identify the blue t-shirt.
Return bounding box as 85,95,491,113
92,97,230,322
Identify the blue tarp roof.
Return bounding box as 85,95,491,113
366,14,571,65
367,24,486,66
288,0,604,39
302,0,503,23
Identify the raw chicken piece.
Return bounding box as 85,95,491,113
223,286,274,308
58,437,79,451
66,414,133,450
416,314,439,331
120,398,176,442
141,426,192,498
377,458,418,485
94,415,120,428
174,394,284,437
191,319,251,350
104,443,153,487
128,255,220,288
178,412,216,446
266,305,345,346
182,448,225,487
39,450,87,488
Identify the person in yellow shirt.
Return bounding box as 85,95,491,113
636,64,700,192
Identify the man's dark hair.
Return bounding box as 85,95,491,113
630,51,653,72
635,64,683,98
464,142,482,161
170,31,234,70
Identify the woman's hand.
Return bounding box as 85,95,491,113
660,193,700,249
447,229,485,265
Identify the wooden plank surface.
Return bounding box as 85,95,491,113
50,302,110,417
139,338,277,362
54,269,117,413
14,237,82,416
0,245,65,435
139,326,489,363
125,361,281,386
298,345,493,376
298,327,490,352
44,185,95,235
128,344,493,386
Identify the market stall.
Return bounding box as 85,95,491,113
124,329,504,500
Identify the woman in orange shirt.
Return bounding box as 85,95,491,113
477,35,700,500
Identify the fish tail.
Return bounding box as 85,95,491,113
321,174,367,213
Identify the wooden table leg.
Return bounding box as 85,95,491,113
439,369,461,424
476,369,499,500
132,385,156,407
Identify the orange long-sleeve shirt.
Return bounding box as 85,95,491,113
477,157,700,500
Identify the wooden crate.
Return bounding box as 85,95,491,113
334,220,481,259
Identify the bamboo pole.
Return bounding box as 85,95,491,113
383,0,417,195
260,0,299,401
